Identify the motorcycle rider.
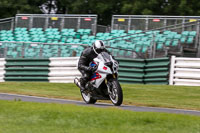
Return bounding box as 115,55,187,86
78,40,113,92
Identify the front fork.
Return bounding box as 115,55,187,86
105,74,117,95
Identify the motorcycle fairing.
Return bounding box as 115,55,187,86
90,72,102,81
92,73,107,88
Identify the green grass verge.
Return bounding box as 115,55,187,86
0,82,200,110
0,100,200,133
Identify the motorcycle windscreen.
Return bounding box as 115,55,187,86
90,72,106,88
99,52,112,63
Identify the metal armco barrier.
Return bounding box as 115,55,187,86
0,58,5,82
48,57,81,83
170,56,200,86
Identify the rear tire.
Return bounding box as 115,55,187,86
109,79,123,106
75,77,97,104
80,90,97,104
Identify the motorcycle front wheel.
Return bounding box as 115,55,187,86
80,90,97,104
109,79,123,106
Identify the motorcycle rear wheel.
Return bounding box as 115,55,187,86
109,79,123,106
81,90,97,104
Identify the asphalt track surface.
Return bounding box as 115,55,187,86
0,93,200,116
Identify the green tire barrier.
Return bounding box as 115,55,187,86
117,58,145,84
144,58,170,84
5,58,50,82
117,57,170,84
2,57,80,83
0,57,169,84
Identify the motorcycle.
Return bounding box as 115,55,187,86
74,51,123,106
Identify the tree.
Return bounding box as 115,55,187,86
0,0,46,19
1,0,200,25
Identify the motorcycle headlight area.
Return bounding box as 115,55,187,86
105,62,112,66
113,61,119,72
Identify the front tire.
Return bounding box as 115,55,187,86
80,90,97,104
109,79,123,106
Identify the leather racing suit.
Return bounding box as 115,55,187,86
78,46,111,89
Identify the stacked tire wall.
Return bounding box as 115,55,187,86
0,57,170,85
0,57,81,83
117,57,170,84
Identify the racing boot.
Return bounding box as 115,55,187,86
85,81,94,91
80,78,86,92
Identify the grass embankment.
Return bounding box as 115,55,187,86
0,82,200,110
0,100,200,133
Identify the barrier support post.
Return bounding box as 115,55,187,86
169,56,176,85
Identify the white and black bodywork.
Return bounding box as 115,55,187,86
74,51,123,106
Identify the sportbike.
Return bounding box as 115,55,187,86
74,51,123,106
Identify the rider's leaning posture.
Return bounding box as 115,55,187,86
78,40,112,92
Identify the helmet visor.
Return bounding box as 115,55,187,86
96,49,103,54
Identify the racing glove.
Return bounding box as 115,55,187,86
87,66,97,72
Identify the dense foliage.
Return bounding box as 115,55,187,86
1,0,200,25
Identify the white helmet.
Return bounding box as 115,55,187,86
93,40,105,54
